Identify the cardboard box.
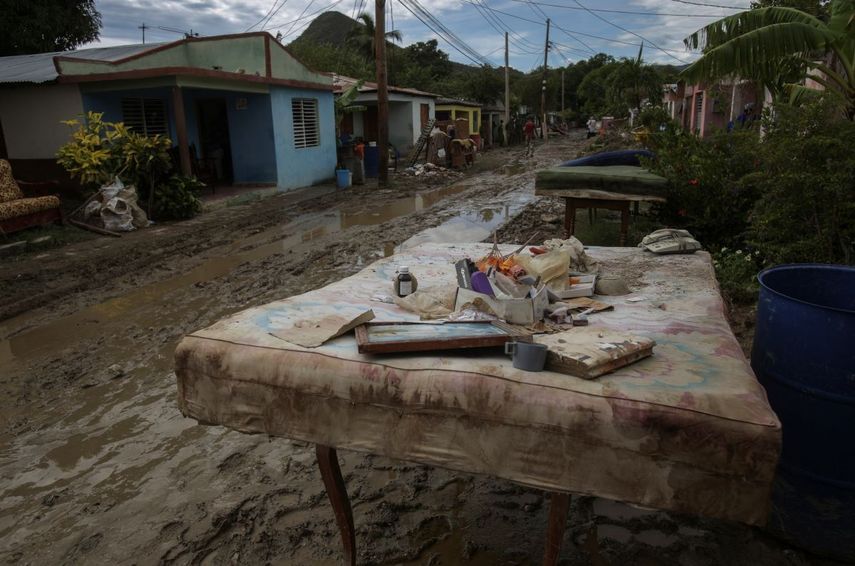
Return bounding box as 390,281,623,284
554,274,597,299
454,286,549,325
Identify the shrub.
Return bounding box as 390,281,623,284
152,175,203,220
644,128,761,250
744,99,855,265
713,247,762,304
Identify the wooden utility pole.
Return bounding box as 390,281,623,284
375,0,389,185
541,18,550,143
561,68,565,114
504,32,509,146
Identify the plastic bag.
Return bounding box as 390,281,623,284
101,197,135,232
393,286,456,320
515,248,572,290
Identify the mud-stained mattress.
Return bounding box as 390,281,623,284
175,244,780,525
535,165,668,200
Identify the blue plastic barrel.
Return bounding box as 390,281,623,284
364,146,379,178
752,264,855,561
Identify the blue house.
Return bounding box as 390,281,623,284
0,32,337,191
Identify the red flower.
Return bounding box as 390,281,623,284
688,178,700,186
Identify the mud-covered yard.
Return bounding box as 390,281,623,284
0,132,837,565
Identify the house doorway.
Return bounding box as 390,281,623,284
420,103,429,130
196,98,233,183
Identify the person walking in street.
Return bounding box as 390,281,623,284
586,116,597,139
524,116,536,158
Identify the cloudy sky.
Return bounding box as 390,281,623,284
89,0,750,69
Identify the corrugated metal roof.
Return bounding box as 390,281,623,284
0,43,164,85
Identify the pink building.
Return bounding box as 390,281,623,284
664,80,762,137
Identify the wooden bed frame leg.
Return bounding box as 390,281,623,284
619,203,630,246
564,197,576,239
543,492,571,566
316,444,356,566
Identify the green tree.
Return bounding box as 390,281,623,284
0,0,101,55
347,12,403,63
683,0,855,118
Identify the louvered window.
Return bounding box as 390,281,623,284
121,98,168,137
292,98,320,149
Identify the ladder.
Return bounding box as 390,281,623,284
405,118,436,167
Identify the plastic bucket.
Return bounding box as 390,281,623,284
335,169,351,189
751,264,855,561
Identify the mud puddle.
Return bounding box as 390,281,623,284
0,183,471,368
399,189,533,251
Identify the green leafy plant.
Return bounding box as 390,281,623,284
152,175,203,220
713,247,763,303
644,128,761,251
744,97,855,263
56,112,127,186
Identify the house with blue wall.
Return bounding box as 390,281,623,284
0,32,337,192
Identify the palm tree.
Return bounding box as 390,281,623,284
347,13,403,63
682,0,855,118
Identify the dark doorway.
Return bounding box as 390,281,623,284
363,106,378,142
420,103,429,129
196,98,233,183
0,117,7,159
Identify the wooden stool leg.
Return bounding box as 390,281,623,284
619,204,630,246
543,492,571,566
316,445,356,566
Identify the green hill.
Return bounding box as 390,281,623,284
291,11,359,46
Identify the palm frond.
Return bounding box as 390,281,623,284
682,22,834,84
684,7,826,51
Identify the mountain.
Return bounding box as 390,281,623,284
291,11,359,47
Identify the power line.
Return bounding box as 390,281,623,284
398,0,490,65
568,0,689,63
259,0,293,30
505,0,741,17
246,0,282,31
460,0,540,55
665,0,748,9
268,0,343,35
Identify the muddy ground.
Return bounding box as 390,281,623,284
0,132,838,565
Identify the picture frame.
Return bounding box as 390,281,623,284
354,321,530,354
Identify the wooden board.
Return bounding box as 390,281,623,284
535,329,655,379
355,321,529,354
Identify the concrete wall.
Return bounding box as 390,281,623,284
0,84,84,159
184,89,277,184
269,85,336,191
83,85,277,184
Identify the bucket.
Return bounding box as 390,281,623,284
335,168,351,189
752,264,855,561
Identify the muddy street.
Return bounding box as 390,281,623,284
0,133,832,565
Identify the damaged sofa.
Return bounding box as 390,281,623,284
0,159,62,235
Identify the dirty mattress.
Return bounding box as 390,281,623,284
535,165,668,199
175,244,780,525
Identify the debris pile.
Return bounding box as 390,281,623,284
401,162,462,178
80,178,150,233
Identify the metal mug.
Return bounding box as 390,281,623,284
505,341,548,372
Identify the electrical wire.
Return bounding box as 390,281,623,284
461,0,540,55
568,0,689,63
268,0,343,34
666,0,748,9
246,0,282,31
258,0,293,31
280,0,317,37
505,0,741,17
397,0,490,65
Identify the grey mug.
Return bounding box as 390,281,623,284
505,341,548,372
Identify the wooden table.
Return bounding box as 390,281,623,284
175,244,780,564
534,166,668,245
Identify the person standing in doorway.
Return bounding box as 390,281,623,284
524,116,536,158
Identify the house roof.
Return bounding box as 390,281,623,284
0,44,161,84
0,33,332,91
332,74,439,98
436,97,481,108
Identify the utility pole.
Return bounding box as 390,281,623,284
541,18,550,143
561,68,565,114
375,0,389,185
139,23,148,44
504,32,509,147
